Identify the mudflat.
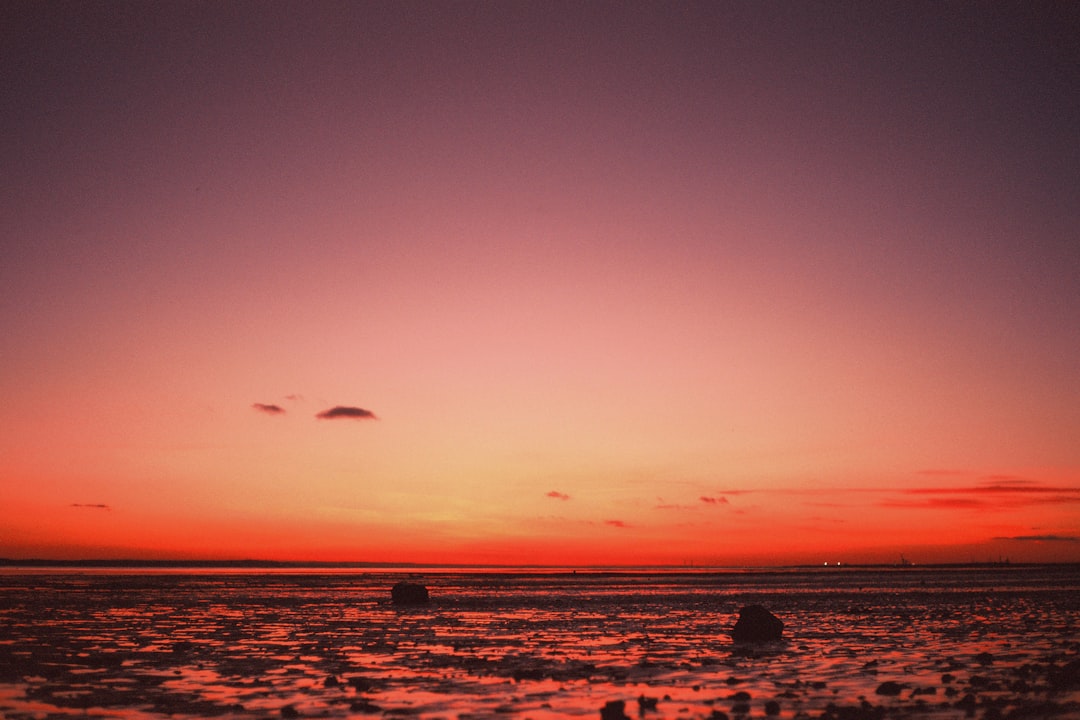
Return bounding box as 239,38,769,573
1,566,1078,718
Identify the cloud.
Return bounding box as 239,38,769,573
605,519,629,528
546,491,570,501
71,503,110,510
316,406,378,420
980,474,1037,484
882,497,988,510
905,479,1079,495
700,495,729,505
994,534,1080,543
882,479,1080,511
252,403,285,415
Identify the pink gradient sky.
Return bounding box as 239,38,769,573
2,2,1078,565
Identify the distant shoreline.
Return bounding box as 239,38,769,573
2,558,1076,571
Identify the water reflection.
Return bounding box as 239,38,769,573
1,567,1078,718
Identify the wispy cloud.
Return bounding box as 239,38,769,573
605,519,629,528
882,479,1080,511
993,534,1080,543
71,503,110,510
700,495,729,505
882,497,988,510
316,406,378,420
546,491,570,501
252,403,285,415
981,474,1037,484
905,481,1077,495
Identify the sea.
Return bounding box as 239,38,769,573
1,564,1078,719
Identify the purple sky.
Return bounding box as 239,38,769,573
2,2,1078,564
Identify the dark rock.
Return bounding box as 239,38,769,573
511,665,546,681
1049,659,1080,690
764,700,781,716
323,675,339,688
600,699,630,720
391,581,429,605
637,694,659,711
281,705,299,719
822,701,885,720
954,693,977,710
875,681,905,696
731,605,784,643
969,675,999,690
349,699,382,714
975,652,994,666
348,675,377,692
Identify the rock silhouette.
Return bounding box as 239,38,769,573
875,680,905,696
600,699,631,720
731,605,784,642
391,581,429,606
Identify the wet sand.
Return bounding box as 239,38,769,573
1,565,1078,718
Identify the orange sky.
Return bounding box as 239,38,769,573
2,2,1078,565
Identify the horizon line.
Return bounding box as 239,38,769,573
2,557,1072,570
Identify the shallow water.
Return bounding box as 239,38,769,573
1,566,1079,719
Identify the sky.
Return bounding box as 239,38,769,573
2,1,1079,566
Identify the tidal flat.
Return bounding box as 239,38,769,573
1,565,1078,719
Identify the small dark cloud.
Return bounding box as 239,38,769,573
316,406,378,420
546,491,570,501
252,403,285,415
605,519,629,528
700,496,729,505
71,503,110,510
994,534,1080,543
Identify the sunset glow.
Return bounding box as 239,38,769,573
3,2,1078,565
